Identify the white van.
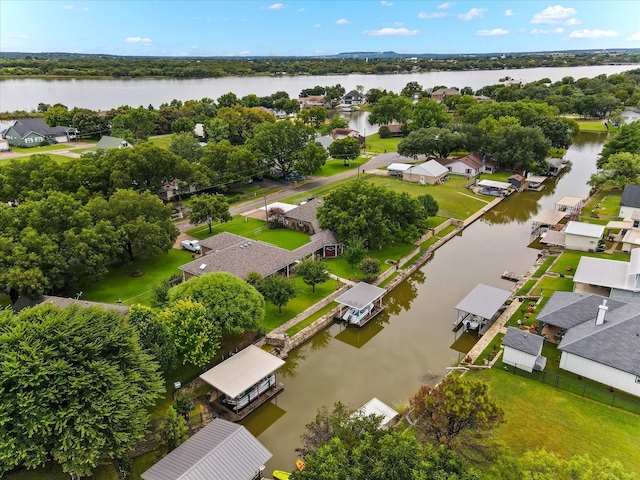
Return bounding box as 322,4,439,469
180,240,201,253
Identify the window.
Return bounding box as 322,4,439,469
465,168,472,174
636,375,640,384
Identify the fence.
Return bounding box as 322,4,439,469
503,363,640,415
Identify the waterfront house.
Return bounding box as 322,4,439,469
403,160,449,185
572,247,640,298
1,118,77,147
537,292,640,397
619,184,640,219
564,221,605,251
436,153,496,176
431,87,460,103
502,327,546,373
342,90,365,106
283,198,323,234
141,418,272,480
621,109,640,124
330,128,365,145
297,95,327,109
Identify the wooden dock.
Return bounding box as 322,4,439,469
501,271,523,282
209,383,284,422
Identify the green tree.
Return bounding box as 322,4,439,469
418,194,439,217
111,106,158,142
299,105,327,128
598,121,640,167
42,104,74,127
244,271,265,293
328,137,361,165
398,127,466,158
296,259,329,292
250,120,327,177
342,236,366,269
411,98,453,129
588,152,640,190
199,140,260,187
317,181,427,249
262,275,297,313
401,81,425,99
156,406,189,451
86,189,178,262
0,304,164,477
171,116,195,134
160,299,221,366
129,304,178,372
71,108,109,138
408,375,504,450
368,94,413,126
217,91,241,108
216,104,275,145
149,273,182,308
319,114,349,136
168,272,265,335
189,193,232,233
169,131,203,163
359,257,381,281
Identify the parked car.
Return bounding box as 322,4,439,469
180,240,201,253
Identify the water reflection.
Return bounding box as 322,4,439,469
334,320,385,348
278,347,307,379
385,269,425,315
240,402,286,437
308,327,332,352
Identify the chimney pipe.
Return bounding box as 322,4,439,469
596,299,608,325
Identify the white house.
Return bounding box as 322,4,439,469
620,109,640,125
573,247,640,298
387,163,411,177
619,184,640,219
564,221,604,252
502,327,546,373
403,160,448,185
436,153,496,176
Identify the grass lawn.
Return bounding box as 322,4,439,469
79,249,193,306
364,134,402,153
420,237,439,251
279,176,359,204
10,144,69,153
429,216,448,228
367,175,491,220
478,171,512,182
147,135,173,149
315,157,367,177
581,187,622,222
530,276,574,295
0,153,74,167
5,462,118,480
467,369,640,475
186,216,310,250
322,243,415,281
550,250,630,274
574,119,616,132
533,256,557,278
70,146,95,154
262,276,338,331
286,301,338,336
516,279,537,296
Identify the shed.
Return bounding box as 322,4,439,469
200,345,285,412
502,326,546,373
354,397,398,429
508,174,526,189
564,221,604,251
141,418,272,480
387,163,412,176
335,282,386,327
454,284,511,334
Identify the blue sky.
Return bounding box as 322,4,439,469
1,1,639,56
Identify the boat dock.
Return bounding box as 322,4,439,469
501,271,523,282
336,304,385,327
209,383,284,422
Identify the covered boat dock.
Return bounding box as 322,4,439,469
476,179,511,197
555,195,585,221
531,209,567,239
353,397,398,429
454,284,512,336
335,282,386,327
200,345,285,421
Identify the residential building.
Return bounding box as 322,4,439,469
402,160,449,185
342,90,365,106
564,221,605,251
573,247,640,298
619,184,640,219
1,118,77,147
431,88,460,103
283,198,323,234
435,153,496,176
502,327,546,373
620,109,640,125
95,135,132,150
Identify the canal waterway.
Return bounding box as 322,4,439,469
0,64,636,112
244,131,609,473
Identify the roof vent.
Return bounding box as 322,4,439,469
199,264,207,270
596,299,608,325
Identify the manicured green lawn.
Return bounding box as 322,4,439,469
322,244,415,281
533,256,557,278
262,276,338,331
581,187,622,222
186,216,311,250
574,119,616,132
550,250,630,274
279,176,359,204
516,279,536,296
315,157,367,177
147,135,173,149
367,176,491,219
420,237,439,251
478,171,512,182
364,134,402,153
530,276,574,295
10,144,69,153
286,301,339,336
467,369,640,475
79,249,193,306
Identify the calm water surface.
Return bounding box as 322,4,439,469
1,65,636,112
245,131,608,473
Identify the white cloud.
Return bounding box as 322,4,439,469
63,5,88,11
438,2,454,9
239,51,250,55
564,18,581,25
315,24,321,28
531,5,576,24
364,27,420,36
381,1,393,6
296,7,304,12
336,18,351,24
418,12,447,19
125,37,153,44
476,28,510,36
531,28,563,34
628,32,640,41
569,29,619,39
458,8,486,21
2,33,29,39
505,9,514,16
267,3,284,10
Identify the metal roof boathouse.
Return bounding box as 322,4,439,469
335,282,386,327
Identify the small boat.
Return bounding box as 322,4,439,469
296,459,306,471
273,471,291,480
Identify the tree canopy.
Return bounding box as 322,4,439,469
296,259,329,292
317,181,427,249
588,152,640,190
398,127,466,159
0,304,164,477
189,193,232,234
168,272,265,335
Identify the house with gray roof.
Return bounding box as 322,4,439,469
403,160,449,185
542,293,640,397
502,327,546,373
283,199,323,234
619,184,640,219
1,118,77,147
141,417,272,480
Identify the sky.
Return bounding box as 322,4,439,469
1,1,639,57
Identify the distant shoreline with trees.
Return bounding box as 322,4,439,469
1,49,639,79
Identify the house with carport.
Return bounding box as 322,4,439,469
1,118,77,147
403,160,448,185
536,291,640,397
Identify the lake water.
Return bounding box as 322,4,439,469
0,64,636,112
